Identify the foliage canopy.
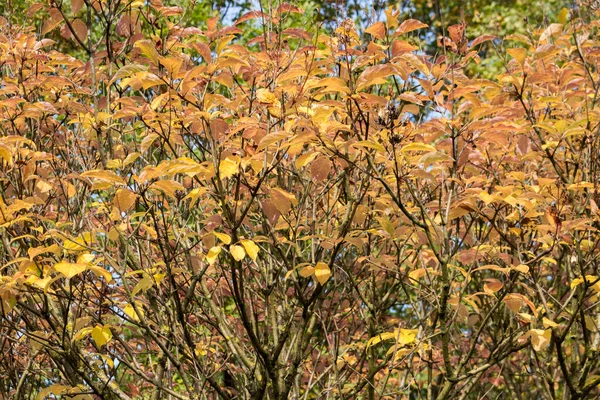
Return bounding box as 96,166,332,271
0,1,600,399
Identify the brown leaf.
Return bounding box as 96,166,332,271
261,200,280,225
545,205,562,232
71,19,88,42
448,23,466,45
42,8,64,35
310,157,331,181
71,0,84,14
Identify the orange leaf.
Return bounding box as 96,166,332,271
365,21,386,40
394,19,428,36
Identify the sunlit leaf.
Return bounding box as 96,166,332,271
214,232,232,244
91,325,112,347
240,240,259,261
206,246,222,265
314,262,330,285
230,245,246,261
55,261,87,279
219,157,239,179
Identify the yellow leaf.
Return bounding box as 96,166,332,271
230,245,246,261
398,328,419,345
114,189,137,212
134,39,160,65
518,313,536,323
353,140,386,153
571,275,600,292
37,384,69,400
158,56,183,76
528,329,551,352
356,64,397,91
478,191,496,205
206,246,221,265
314,262,331,285
0,144,13,164
165,157,209,176
109,64,148,85
299,266,315,277
131,274,154,296
123,152,141,167
106,159,122,169
214,231,232,244
78,253,95,264
408,267,439,281
304,77,350,94
55,261,87,279
123,304,143,322
507,48,527,66
585,315,598,332
80,170,126,186
240,239,259,261
295,152,319,169
400,143,436,152
28,244,61,260
558,8,569,24
26,276,54,291
543,317,559,328
368,328,419,349
73,327,93,342
87,265,111,282
270,188,297,214
219,157,239,179
154,273,165,284
149,179,185,199
256,88,277,104
366,331,396,348
91,325,112,347
511,264,529,274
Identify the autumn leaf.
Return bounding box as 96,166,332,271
270,188,297,214
80,170,126,186
299,266,315,277
91,325,113,347
314,262,331,285
394,19,428,36
230,245,246,261
256,88,277,104
55,260,87,279
214,231,232,244
365,21,386,40
134,39,160,65
545,205,562,232
219,157,239,179
527,329,551,352
114,188,137,212
206,246,221,265
400,143,436,153
240,240,259,261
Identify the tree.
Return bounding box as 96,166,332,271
0,1,599,399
